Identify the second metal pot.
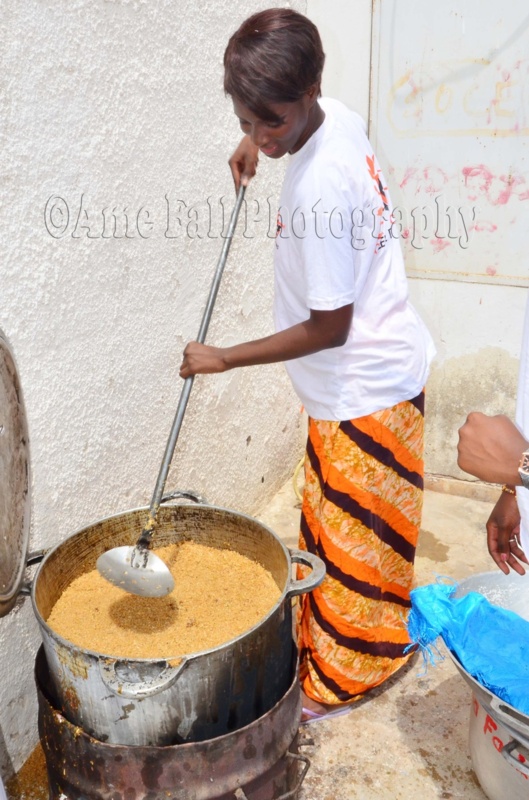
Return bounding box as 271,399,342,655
36,647,309,800
451,570,529,750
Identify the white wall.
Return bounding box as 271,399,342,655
0,0,307,777
307,0,372,121
411,280,522,476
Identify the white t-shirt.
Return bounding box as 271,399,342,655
273,98,436,421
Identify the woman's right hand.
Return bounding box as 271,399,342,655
228,135,259,191
486,490,527,575
179,342,228,378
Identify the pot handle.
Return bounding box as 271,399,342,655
98,656,187,699
286,550,326,598
19,550,48,596
488,695,529,740
502,740,529,777
161,489,208,505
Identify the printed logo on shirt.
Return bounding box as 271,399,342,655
366,153,391,254
275,211,285,248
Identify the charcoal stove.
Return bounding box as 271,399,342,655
36,647,310,800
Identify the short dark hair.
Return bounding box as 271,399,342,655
224,8,325,123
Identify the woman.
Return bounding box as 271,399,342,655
180,8,435,718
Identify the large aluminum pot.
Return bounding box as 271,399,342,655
31,502,325,746
450,570,529,798
451,571,529,751
469,693,529,800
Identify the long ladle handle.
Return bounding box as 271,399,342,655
136,184,247,549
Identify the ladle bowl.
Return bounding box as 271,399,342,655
96,545,175,597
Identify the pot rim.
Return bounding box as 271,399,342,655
31,502,295,663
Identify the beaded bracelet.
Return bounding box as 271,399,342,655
502,484,516,495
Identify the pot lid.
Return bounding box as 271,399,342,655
0,329,30,618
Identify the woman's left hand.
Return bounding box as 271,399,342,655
180,342,227,378
486,490,527,575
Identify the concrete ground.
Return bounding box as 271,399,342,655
258,478,498,800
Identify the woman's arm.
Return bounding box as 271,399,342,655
179,304,353,378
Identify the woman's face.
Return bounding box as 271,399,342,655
232,91,320,159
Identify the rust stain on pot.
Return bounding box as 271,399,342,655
243,741,257,760
141,754,164,789
116,702,136,721
62,683,81,714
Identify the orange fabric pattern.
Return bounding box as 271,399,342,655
297,393,425,705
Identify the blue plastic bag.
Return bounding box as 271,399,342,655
408,582,529,714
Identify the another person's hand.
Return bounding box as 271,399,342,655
457,412,528,485
228,135,259,191
486,490,528,575
180,342,227,378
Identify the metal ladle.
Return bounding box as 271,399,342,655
96,184,247,597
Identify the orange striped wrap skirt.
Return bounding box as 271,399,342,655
297,392,425,705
